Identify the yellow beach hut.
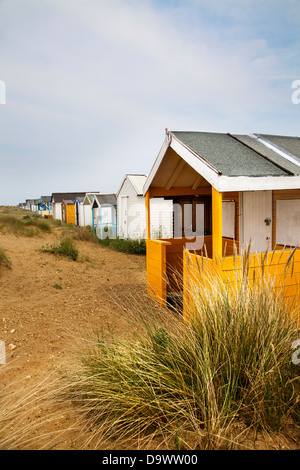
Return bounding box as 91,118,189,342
143,130,300,316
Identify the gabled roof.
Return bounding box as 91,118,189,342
83,192,101,206
41,196,51,203
144,130,300,194
93,194,117,208
117,174,147,196
75,196,85,203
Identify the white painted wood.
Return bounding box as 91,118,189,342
77,203,85,226
276,199,300,246
219,175,300,192
150,198,173,239
53,202,62,220
83,204,92,227
242,191,272,253
118,175,173,239
222,201,235,239
119,196,128,238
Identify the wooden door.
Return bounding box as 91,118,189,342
242,191,272,253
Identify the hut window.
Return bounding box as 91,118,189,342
222,200,236,239
173,196,212,238
276,199,300,247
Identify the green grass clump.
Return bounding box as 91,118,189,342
42,238,78,261
100,237,146,255
53,283,62,290
0,247,11,269
60,253,299,450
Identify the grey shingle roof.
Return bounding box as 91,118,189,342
171,131,300,177
41,196,51,203
95,194,117,207
261,134,300,160
127,175,147,195
232,135,300,175
75,196,85,203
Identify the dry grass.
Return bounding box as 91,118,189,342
0,247,11,269
56,251,300,450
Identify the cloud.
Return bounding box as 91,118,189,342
0,0,299,204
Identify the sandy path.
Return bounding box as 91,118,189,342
0,228,148,449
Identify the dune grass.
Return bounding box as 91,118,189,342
0,247,11,269
0,213,52,237
58,251,300,450
42,237,79,261
99,237,146,255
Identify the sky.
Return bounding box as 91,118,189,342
0,0,299,205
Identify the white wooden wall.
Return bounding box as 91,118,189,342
241,191,273,253
117,178,173,239
83,204,93,227
53,202,62,220
77,203,84,226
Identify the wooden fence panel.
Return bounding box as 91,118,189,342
183,249,300,321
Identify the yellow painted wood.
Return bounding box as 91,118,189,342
67,204,75,224
212,187,222,261
146,239,169,306
182,248,300,321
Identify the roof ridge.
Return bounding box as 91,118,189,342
227,133,294,176
252,133,300,169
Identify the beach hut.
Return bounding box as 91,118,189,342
75,196,85,226
51,192,92,221
117,174,173,240
144,129,300,312
91,194,117,239
61,200,76,224
39,196,52,217
81,193,101,227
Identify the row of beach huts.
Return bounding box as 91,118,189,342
18,129,300,312
18,174,173,240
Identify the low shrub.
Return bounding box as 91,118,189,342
42,237,78,261
100,237,146,255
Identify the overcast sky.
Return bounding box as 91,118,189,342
0,0,299,205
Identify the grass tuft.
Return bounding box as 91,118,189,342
42,238,79,261
58,251,299,449
100,237,146,255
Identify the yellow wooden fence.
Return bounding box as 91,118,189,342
183,248,300,321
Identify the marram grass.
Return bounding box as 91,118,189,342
59,250,300,450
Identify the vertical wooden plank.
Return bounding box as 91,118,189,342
212,187,222,261
146,239,169,307
145,190,151,240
